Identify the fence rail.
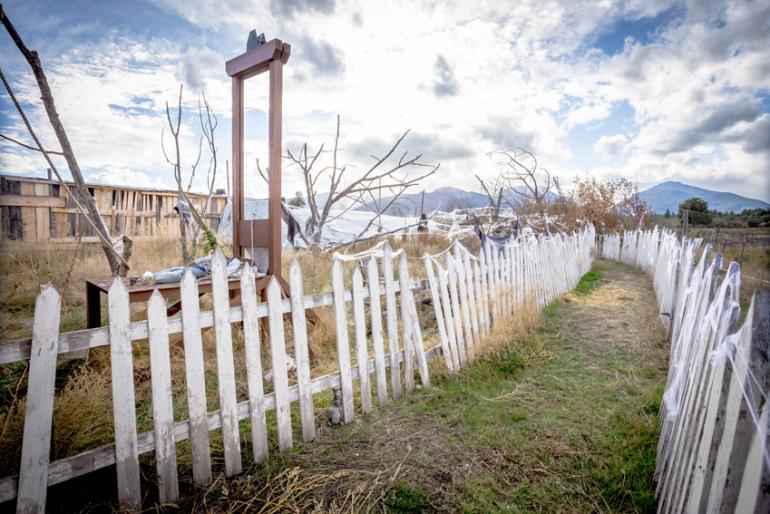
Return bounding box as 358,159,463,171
1,227,595,512
602,228,769,514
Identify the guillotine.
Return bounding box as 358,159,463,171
226,36,290,291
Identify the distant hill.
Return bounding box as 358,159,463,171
354,187,489,216
638,181,769,214
353,186,560,216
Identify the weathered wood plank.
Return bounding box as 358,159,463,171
382,244,402,399
16,286,60,514
332,257,355,422
399,254,416,392
352,268,373,413
446,254,467,366
147,291,179,503
367,257,389,406
423,255,453,372
267,277,294,451
179,270,212,485
239,265,269,463
210,249,242,475
289,259,315,442
437,260,461,371
108,278,141,509
401,253,430,387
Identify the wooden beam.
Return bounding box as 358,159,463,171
225,39,283,78
0,194,65,208
267,56,283,275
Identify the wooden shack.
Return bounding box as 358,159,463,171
0,174,228,243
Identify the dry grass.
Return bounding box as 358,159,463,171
0,232,463,484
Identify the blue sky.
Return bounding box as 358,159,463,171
1,0,768,201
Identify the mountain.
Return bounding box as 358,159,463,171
354,187,489,216
353,186,561,216
638,181,769,214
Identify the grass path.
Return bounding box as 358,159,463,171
174,259,669,513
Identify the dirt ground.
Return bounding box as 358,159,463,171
158,259,669,513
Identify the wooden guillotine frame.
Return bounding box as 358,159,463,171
226,38,290,294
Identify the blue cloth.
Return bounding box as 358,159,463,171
152,255,241,284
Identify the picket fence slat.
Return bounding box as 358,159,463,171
399,255,416,393
16,286,60,514
383,244,402,400
436,260,461,371
147,291,179,503
289,259,316,443
267,278,294,452
367,257,389,406
332,257,355,422
352,268,373,413
400,253,430,387
108,278,141,510
179,270,213,485
211,249,242,476
446,254,467,366
424,255,453,372
240,265,269,463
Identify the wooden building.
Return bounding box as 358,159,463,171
0,174,228,243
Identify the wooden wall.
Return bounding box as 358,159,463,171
0,175,226,243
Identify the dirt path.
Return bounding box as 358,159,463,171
180,259,669,513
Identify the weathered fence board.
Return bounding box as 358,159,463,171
239,264,269,463
289,259,316,443
367,257,389,405
180,270,213,485
352,268,373,413
147,291,179,503
267,278,294,452
108,278,141,510
15,287,60,514
332,257,355,422
210,249,242,476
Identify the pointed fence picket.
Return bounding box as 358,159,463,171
2,227,598,512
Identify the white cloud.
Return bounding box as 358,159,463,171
1,0,768,202
594,134,628,157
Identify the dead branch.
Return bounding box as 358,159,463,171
284,115,439,246
0,132,64,155
162,84,191,264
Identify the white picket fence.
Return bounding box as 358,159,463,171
0,227,595,512
606,228,769,514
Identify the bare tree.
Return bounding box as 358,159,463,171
161,84,192,264
190,91,219,255
265,115,439,247
491,148,553,236
1,7,133,276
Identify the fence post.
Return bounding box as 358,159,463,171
366,257,389,406
16,286,60,514
382,244,402,399
423,254,453,372
352,268,373,413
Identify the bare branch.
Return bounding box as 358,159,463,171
0,132,65,155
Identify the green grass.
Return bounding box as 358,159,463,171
575,269,602,295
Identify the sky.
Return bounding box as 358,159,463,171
1,0,769,202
